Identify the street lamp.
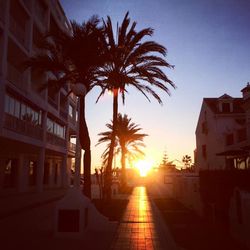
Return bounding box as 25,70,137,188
71,83,87,189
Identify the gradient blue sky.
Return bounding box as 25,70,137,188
61,0,250,171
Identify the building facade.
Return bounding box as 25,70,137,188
195,92,247,170
0,0,78,195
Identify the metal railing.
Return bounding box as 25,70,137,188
4,113,43,140
46,132,66,147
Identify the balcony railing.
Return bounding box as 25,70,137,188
9,15,28,49
46,132,66,147
4,113,43,140
7,63,28,91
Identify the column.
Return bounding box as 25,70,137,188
17,154,27,193
36,147,45,193
0,158,6,192
74,135,81,188
61,154,69,188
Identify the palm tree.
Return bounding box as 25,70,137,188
97,113,147,189
26,17,105,198
96,12,175,198
182,155,192,169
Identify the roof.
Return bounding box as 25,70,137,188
204,97,245,114
241,83,250,93
216,149,248,157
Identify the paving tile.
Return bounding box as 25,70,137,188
111,187,164,250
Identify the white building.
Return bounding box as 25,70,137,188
195,92,247,170
0,0,78,195
195,85,250,248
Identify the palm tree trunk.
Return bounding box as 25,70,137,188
79,96,91,198
105,88,118,200
120,143,126,190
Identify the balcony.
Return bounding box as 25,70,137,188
9,15,29,49
46,132,66,147
48,96,58,110
68,142,76,153
4,113,43,140
7,63,28,91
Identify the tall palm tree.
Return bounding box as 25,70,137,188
96,12,175,198
26,17,105,198
97,113,147,188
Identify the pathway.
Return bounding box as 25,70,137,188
111,186,177,250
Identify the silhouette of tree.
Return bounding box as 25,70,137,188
96,12,175,199
26,17,105,198
159,151,177,172
97,113,147,189
162,151,169,166
182,155,192,169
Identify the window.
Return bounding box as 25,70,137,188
54,163,58,184
47,117,65,138
9,96,15,114
14,100,20,118
5,94,42,126
43,162,50,185
4,95,10,113
3,159,18,188
76,110,78,122
47,118,53,132
202,145,207,159
29,161,37,186
5,95,21,118
222,102,230,113
69,104,73,118
237,128,247,142
226,133,234,145
201,121,208,134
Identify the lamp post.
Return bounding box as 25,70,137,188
71,83,89,195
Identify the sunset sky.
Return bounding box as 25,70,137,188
61,0,250,171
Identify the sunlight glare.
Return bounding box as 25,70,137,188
135,160,153,177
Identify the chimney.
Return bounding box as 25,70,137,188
241,82,250,100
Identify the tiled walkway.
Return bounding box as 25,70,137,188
111,186,163,250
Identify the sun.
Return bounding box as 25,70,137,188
135,160,153,177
